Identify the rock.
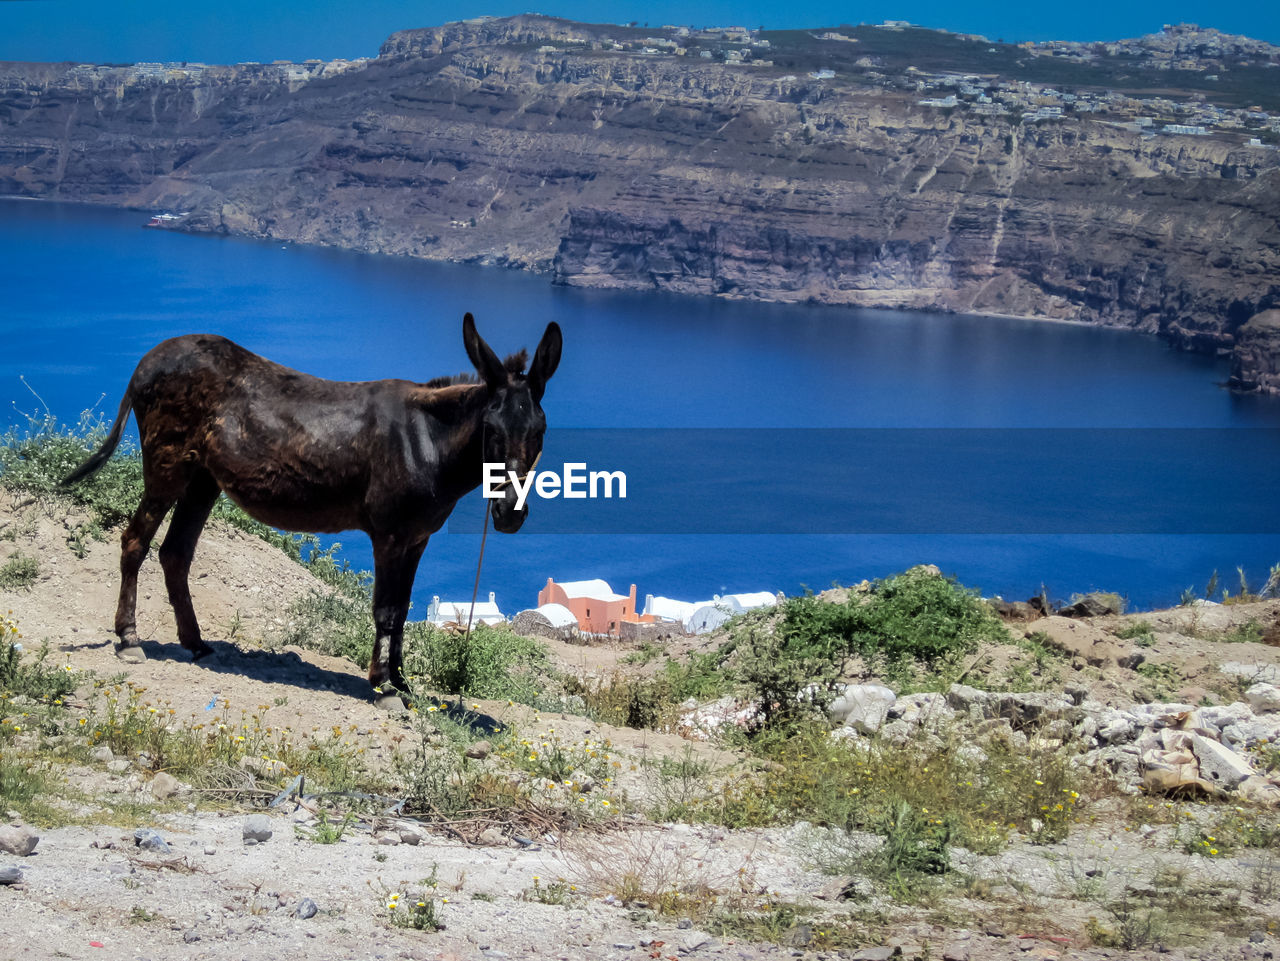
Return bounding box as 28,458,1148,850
1057,592,1125,617
133,829,173,855
829,684,896,733
852,949,896,961
91,746,114,763
976,717,1014,742
1141,749,1215,796
465,740,493,759
105,759,131,774
816,876,861,901
243,814,274,843
1246,682,1280,714
679,933,713,953
149,772,182,800
946,684,1079,726
0,824,39,857
942,944,970,961
377,834,400,846
678,695,760,740
203,846,216,856
1237,776,1280,807
990,599,1042,622
1097,712,1138,744
294,898,318,920
1190,733,1257,789
398,824,428,846
888,692,954,728
182,929,201,944
478,827,506,846
0,867,22,884
1229,310,1280,393
956,743,988,765
1032,617,1136,668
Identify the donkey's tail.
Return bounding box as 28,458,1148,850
60,390,133,487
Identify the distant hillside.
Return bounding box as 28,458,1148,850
2,15,1278,389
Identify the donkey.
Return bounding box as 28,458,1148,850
61,314,561,703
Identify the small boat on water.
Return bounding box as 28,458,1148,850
143,212,184,228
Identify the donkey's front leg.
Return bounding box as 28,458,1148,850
368,536,428,706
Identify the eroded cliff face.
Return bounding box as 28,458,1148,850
1,15,1278,383
1230,311,1280,393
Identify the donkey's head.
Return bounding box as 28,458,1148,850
463,312,562,533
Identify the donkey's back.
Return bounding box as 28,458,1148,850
127,335,393,532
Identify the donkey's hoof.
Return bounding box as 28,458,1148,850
188,640,215,662
115,644,146,663
375,693,408,715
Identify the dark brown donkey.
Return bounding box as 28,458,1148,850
61,314,561,702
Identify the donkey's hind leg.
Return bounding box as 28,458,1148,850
158,471,221,660
116,493,175,661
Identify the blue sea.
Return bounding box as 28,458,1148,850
3,197,1280,613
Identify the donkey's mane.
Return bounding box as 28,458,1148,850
423,350,529,389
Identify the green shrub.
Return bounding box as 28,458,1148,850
0,411,143,528
0,619,77,702
731,621,842,730
662,718,1088,848
568,649,734,730
871,799,954,875
404,622,553,702
777,568,1008,666
0,553,39,590
279,586,375,666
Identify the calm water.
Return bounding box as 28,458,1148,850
3,198,1280,611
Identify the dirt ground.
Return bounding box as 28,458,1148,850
2,490,1280,961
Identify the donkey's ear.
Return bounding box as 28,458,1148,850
462,313,507,390
528,321,562,402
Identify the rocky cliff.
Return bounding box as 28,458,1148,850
1,15,1278,385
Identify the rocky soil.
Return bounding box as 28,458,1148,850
3,492,1280,961
1,16,1278,384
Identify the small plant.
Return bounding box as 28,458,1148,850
623,641,665,665
0,553,38,590
565,829,752,920
1222,566,1259,604
869,800,953,876
1091,890,1169,950
646,748,717,822
1205,569,1220,602
1115,620,1155,643
1,624,77,703
513,729,612,784
1262,563,1280,599
523,875,578,905
295,809,356,844
384,865,445,931
1214,620,1265,645
1136,661,1182,700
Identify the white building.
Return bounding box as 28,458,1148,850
426,591,506,628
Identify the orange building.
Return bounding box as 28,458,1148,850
536,578,652,636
